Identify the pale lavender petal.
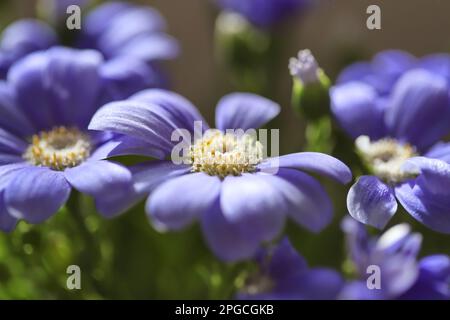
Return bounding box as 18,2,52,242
262,169,333,232
8,47,103,129
114,34,179,61
201,198,260,262
0,162,30,190
257,152,352,184
330,82,386,139
0,127,27,154
4,166,71,223
385,69,450,151
220,174,287,242
0,192,17,232
147,172,221,230
347,176,398,229
0,81,34,136
64,160,134,218
129,89,208,132
215,93,280,131
402,157,450,196
425,142,450,164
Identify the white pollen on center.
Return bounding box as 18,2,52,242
189,130,264,178
356,135,418,184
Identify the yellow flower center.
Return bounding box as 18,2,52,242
190,130,264,178
356,135,418,183
24,126,92,171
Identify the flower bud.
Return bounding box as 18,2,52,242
290,49,331,120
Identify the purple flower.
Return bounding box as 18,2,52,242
237,238,344,299
215,0,310,28
0,2,178,92
79,1,178,63
0,19,57,79
0,47,144,232
89,89,352,261
330,50,450,233
339,217,450,300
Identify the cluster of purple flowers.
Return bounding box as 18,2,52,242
0,0,448,300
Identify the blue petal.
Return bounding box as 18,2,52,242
4,166,71,223
130,89,208,132
395,181,450,234
0,162,30,190
8,47,103,130
147,172,221,231
384,69,450,151
114,34,179,61
0,128,27,155
99,57,167,102
258,152,352,184
131,160,190,194
276,268,344,300
201,198,260,262
402,157,450,197
266,238,307,279
267,169,333,232
347,176,398,229
81,2,132,42
96,6,166,58
215,93,280,131
64,160,134,218
0,19,57,77
336,62,372,84
400,255,450,300
330,81,386,139
220,173,287,242
0,81,34,136
89,100,183,155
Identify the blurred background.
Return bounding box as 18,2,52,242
0,0,449,299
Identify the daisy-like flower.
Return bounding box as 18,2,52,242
0,1,179,96
89,89,352,261
0,46,145,232
330,50,450,233
237,238,344,300
215,0,310,28
340,217,450,300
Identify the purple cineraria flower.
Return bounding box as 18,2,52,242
215,0,310,28
79,1,179,63
237,238,344,300
339,217,450,300
0,46,147,232
330,50,450,233
89,89,352,261
0,1,178,93
0,19,57,79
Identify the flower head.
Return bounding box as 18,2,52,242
0,47,144,232
340,217,450,300
0,1,178,94
331,50,450,233
238,238,344,299
89,90,352,261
